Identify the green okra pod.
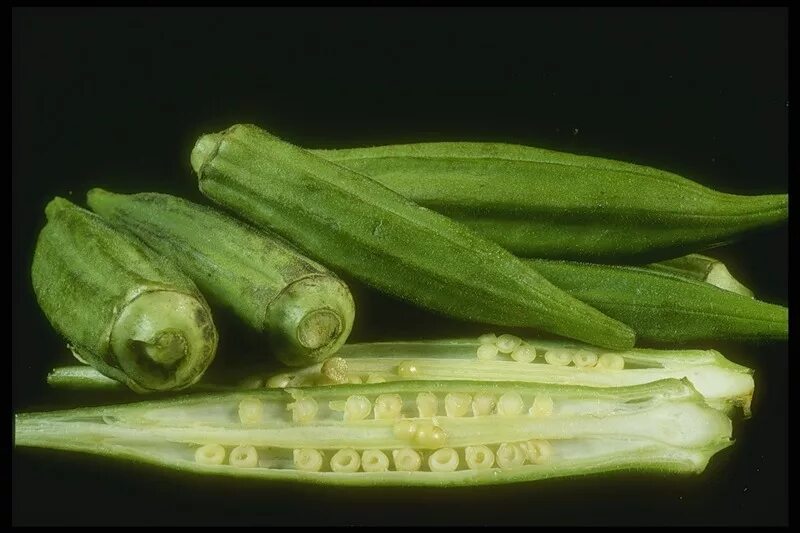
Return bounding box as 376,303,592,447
645,254,754,297
31,197,218,392
191,124,635,351
15,378,732,486
87,189,355,366
311,142,787,262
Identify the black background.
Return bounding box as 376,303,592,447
12,7,788,526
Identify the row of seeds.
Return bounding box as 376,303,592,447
477,333,625,369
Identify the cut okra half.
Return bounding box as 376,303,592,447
263,336,755,416
15,378,732,487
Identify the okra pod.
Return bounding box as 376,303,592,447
312,142,787,261
191,124,635,350
14,379,732,486
645,254,753,297
87,189,356,366
31,198,218,392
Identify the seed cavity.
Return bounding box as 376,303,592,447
393,419,418,441
293,448,324,472
392,448,422,472
344,395,372,421
544,349,573,366
238,397,264,426
497,391,525,416
529,393,554,417
465,445,495,470
496,334,522,354
496,442,526,470
321,357,349,384
476,343,500,361
195,443,225,465
287,397,318,423
472,392,497,416
478,332,497,344
374,394,403,420
572,350,598,368
397,360,419,378
348,375,363,384
229,445,258,468
365,374,386,384
428,447,459,472
597,353,626,370
416,392,438,417
361,449,390,473
445,393,471,417
510,344,537,363
523,440,553,464
331,448,361,473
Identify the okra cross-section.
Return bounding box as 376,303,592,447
15,379,732,487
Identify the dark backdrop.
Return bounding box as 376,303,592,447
12,7,788,526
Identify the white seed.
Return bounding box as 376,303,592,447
544,349,573,366
414,420,447,448
361,449,390,473
477,332,497,344
472,392,497,416
465,445,495,470
321,357,349,384
392,448,422,472
374,394,403,420
365,374,386,384
496,442,526,470
397,360,419,378
238,397,264,426
510,344,537,363
195,443,225,465
496,334,522,354
476,343,499,361
266,373,293,388
287,397,318,423
229,445,258,468
572,349,599,368
293,448,324,472
343,395,372,421
497,391,525,416
597,353,626,370
529,393,554,417
416,392,438,417
445,393,471,417
428,448,459,472
238,376,265,389
393,419,418,441
523,440,554,464
348,375,363,384
330,448,361,473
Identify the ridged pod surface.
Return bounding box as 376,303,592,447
87,190,355,366
31,197,218,392
192,124,635,351
312,143,788,262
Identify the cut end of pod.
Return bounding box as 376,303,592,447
191,133,225,175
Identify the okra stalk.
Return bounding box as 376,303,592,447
14,379,732,486
31,198,218,392
311,142,788,262
191,124,635,351
87,190,356,366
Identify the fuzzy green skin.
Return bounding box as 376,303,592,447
527,259,788,342
15,379,732,486
31,197,218,392
193,125,635,351
87,189,355,366
312,143,788,262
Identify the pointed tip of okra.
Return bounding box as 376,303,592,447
44,196,77,221
191,132,225,175
85,187,117,211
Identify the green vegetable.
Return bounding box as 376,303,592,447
311,142,788,262
191,124,635,351
645,254,754,297
525,259,787,342
87,189,356,366
31,197,218,392
14,378,732,486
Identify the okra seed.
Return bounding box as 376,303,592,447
330,448,361,473
321,357,349,384
393,419,418,441
476,344,500,361
496,334,522,354
572,350,599,368
544,349,573,366
348,375,363,384
477,332,497,344
361,450,390,473
287,397,318,423
229,445,258,468
597,353,626,370
465,445,495,470
428,448,459,472
472,392,497,416
374,394,403,420
416,392,438,417
397,361,419,378
365,374,386,384
523,440,554,464
414,421,447,448
529,394,554,417
392,448,422,472
293,449,323,472
497,392,525,416
444,393,471,417
496,443,526,470
343,395,371,421
510,344,537,363
266,374,293,388
195,443,225,465
238,397,264,426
